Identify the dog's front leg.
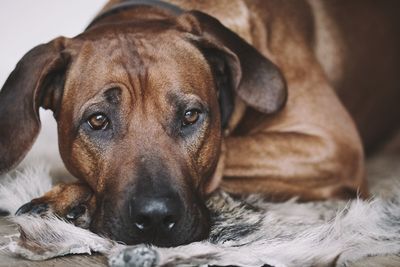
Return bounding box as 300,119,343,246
222,130,368,201
15,182,95,229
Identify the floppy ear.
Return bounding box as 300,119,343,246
178,11,287,119
0,37,69,174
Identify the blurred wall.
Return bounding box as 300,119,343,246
0,0,108,87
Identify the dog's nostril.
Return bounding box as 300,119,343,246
134,215,152,230
163,215,176,230
134,213,177,231
135,222,145,230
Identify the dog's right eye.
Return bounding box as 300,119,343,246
87,113,110,130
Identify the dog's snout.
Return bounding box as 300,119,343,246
131,196,182,235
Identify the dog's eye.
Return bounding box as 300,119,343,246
182,109,201,126
87,113,109,130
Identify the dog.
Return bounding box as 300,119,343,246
0,0,399,247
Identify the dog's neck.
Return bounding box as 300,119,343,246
87,0,183,30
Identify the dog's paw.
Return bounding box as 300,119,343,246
15,182,95,229
15,201,50,216
109,246,158,267
15,201,89,227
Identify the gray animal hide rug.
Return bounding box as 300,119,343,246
1,164,400,267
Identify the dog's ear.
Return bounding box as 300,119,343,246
177,11,287,123
0,37,69,174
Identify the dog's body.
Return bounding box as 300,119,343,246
0,0,399,246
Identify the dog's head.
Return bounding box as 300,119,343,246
0,11,286,246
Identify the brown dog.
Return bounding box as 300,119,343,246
0,0,399,246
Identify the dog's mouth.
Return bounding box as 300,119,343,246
90,193,211,247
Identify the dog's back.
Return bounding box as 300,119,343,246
249,0,400,152
164,0,400,151
312,0,400,152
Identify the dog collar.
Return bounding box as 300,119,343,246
87,0,184,30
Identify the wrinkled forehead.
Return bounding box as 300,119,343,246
63,30,214,111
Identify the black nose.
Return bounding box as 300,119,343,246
131,197,182,234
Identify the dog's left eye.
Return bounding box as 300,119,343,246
182,109,201,126
87,113,110,130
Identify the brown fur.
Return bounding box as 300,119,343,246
1,0,399,245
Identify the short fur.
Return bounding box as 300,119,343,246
1,0,400,247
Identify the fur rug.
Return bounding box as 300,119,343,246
1,163,400,267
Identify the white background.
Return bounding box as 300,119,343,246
0,0,108,86
0,1,108,171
